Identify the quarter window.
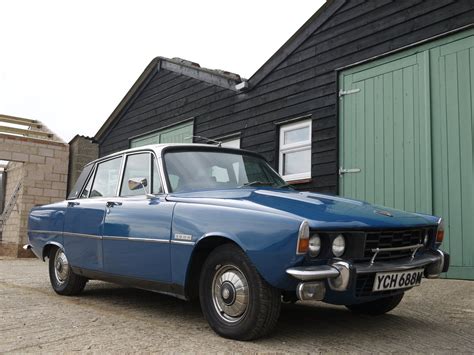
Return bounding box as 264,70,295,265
89,157,122,198
279,119,312,181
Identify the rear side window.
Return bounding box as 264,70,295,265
89,157,122,198
68,164,93,200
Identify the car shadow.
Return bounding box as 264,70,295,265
78,281,434,343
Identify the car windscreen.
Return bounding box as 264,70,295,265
163,150,287,192
67,164,94,199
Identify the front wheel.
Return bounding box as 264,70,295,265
345,293,404,315
199,244,281,340
49,247,87,295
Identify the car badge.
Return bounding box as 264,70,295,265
374,209,393,217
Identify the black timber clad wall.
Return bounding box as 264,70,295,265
99,0,474,194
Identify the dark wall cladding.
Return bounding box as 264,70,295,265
99,0,474,195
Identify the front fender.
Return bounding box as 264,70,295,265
171,202,304,290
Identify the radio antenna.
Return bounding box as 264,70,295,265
185,135,222,147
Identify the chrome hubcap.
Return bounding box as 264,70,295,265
54,249,69,284
212,265,249,323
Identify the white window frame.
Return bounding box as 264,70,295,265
279,119,312,181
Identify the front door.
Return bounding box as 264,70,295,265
102,152,173,283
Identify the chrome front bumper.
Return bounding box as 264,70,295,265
286,250,449,300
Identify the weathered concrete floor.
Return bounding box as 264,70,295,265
0,258,473,353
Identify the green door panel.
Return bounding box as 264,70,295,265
339,52,432,214
431,35,474,280
339,29,474,280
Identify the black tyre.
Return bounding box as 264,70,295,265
199,244,281,340
49,247,87,296
346,293,404,315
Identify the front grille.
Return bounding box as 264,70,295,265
355,274,403,298
364,229,424,260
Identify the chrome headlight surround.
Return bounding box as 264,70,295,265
332,234,346,257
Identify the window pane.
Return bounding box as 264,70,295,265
283,149,311,176
284,126,309,145
120,154,151,196
80,169,94,199
164,151,286,192
69,164,93,199
152,157,162,194
90,157,122,198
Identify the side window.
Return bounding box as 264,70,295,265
120,153,151,196
69,164,93,199
152,157,163,194
80,171,94,199
89,157,122,198
279,119,312,181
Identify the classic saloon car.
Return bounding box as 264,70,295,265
26,144,449,340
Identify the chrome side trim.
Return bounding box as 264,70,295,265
28,229,61,235
103,235,169,244
63,231,102,240
171,240,195,246
286,265,340,281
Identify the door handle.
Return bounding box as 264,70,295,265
106,201,122,208
339,167,361,176
67,201,80,207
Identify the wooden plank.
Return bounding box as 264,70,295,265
383,71,394,207
373,74,384,206
0,125,52,138
403,65,415,212
0,115,41,128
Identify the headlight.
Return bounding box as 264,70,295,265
308,234,321,257
332,234,345,257
296,220,310,254
423,232,429,246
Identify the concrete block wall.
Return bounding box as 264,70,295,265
0,134,69,257
68,135,98,193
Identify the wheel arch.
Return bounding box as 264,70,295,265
42,241,64,261
184,235,243,300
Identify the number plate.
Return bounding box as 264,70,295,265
373,269,423,292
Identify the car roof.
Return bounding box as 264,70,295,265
87,143,261,167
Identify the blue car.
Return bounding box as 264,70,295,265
26,144,449,340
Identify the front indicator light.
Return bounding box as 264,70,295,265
436,218,445,244
297,220,310,254
308,234,321,257
332,234,346,257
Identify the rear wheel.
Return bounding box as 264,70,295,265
346,293,404,315
199,244,281,340
48,247,87,295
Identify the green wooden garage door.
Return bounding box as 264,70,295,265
339,29,474,280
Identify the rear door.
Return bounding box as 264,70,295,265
64,156,123,270
102,151,173,283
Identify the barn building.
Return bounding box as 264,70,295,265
92,0,474,279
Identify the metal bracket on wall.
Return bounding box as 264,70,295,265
339,88,361,97
339,167,361,176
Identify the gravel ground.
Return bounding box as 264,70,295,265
0,257,473,353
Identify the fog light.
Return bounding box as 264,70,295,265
308,234,321,257
296,281,326,301
332,234,345,257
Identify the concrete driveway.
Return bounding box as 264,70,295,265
1,258,473,353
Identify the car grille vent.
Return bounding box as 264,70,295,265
364,229,424,260
355,274,404,297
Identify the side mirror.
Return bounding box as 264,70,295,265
128,177,156,200
128,177,148,191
